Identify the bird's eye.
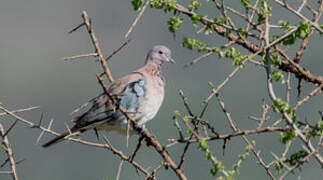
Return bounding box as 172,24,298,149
158,51,163,54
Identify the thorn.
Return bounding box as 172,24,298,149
15,158,26,165
0,158,9,168
93,128,100,141
222,138,227,156
68,22,86,34
2,120,18,137
38,112,44,127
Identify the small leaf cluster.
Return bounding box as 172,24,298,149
274,150,308,172
191,14,204,25
278,20,312,45
285,150,308,166
198,139,225,177
182,38,210,52
239,0,252,10
274,157,285,172
149,0,177,12
280,130,297,144
223,47,247,67
216,144,252,180
168,16,183,32
174,110,191,133
272,98,298,123
306,120,323,137
271,70,285,83
269,54,281,66
131,0,144,11
232,144,251,173
238,28,248,38
182,38,248,66
188,0,201,11
214,17,228,25
256,1,272,23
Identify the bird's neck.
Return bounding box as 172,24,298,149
145,60,162,70
143,61,165,83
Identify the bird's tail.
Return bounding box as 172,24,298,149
42,130,82,148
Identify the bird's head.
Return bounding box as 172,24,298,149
146,45,175,65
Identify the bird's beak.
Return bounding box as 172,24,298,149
168,57,176,64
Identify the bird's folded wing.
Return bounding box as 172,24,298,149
72,72,146,130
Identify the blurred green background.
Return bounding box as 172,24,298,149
0,0,322,179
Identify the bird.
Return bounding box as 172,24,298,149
42,45,175,148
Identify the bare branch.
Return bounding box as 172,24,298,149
0,123,19,180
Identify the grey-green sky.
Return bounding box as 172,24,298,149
0,0,322,180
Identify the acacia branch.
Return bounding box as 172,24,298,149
262,2,323,166
81,11,114,82
173,3,323,87
0,123,19,180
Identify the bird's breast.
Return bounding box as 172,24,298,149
136,74,165,126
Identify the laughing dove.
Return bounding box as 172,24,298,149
42,45,175,147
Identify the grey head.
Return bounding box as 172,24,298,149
145,45,175,65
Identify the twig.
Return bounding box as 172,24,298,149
168,127,292,146
105,39,132,61
0,106,40,116
215,92,275,179
63,53,98,61
273,0,323,33
285,72,291,103
183,52,213,68
0,123,19,180
125,0,150,39
129,135,144,162
81,11,114,82
36,119,53,145
294,84,323,110
263,2,323,166
102,135,151,177
116,160,124,180
294,0,323,64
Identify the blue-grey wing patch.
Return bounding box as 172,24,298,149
118,78,146,111
72,77,146,130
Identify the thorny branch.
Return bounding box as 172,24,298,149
0,123,18,180
2,1,323,179
0,105,38,180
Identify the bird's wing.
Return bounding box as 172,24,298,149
72,72,146,131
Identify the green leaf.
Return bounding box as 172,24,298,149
188,0,201,11
131,0,144,11
149,0,163,9
191,14,203,24
164,0,177,12
274,157,286,172
168,16,183,32
238,28,248,37
205,151,212,160
280,130,297,144
212,47,220,53
286,150,308,166
199,139,208,151
174,109,181,117
270,54,281,65
278,20,289,28
182,38,210,52
296,20,312,39
272,70,285,83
